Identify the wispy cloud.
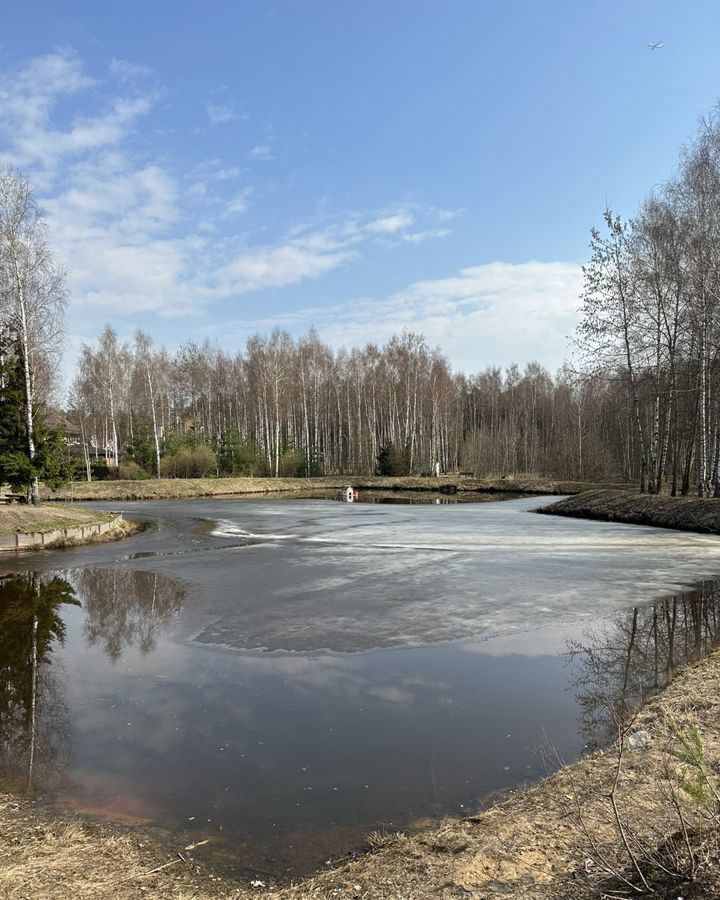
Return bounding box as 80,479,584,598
0,49,460,341
207,103,239,127
324,260,582,371
401,227,451,244
250,143,273,159
210,240,356,298
213,165,242,180
223,261,583,373
225,187,253,215
109,57,155,83
366,211,415,234
0,49,153,176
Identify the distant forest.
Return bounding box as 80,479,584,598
69,326,621,481
67,111,720,492
5,112,720,493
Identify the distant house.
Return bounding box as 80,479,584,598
88,436,117,462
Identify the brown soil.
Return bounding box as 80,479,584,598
540,488,720,534
42,475,628,503
2,651,719,899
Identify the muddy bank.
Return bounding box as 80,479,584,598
3,648,719,899
42,475,628,503
540,488,720,535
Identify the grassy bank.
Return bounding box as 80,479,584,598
540,488,720,534
0,504,114,535
42,475,628,503
3,650,719,899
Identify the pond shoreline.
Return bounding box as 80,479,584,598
2,646,719,898
3,492,719,897
0,505,137,551
540,488,720,535
0,512,130,551
42,474,630,502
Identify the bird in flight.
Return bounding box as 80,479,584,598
648,41,664,50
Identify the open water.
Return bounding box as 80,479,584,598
2,494,720,877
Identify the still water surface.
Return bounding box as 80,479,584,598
2,495,720,877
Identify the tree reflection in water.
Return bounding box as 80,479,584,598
569,579,720,748
0,573,78,791
74,569,183,662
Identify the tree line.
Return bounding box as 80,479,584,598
68,325,629,481
68,110,720,489
5,109,720,491
577,110,720,495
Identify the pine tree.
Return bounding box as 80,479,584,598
0,341,33,494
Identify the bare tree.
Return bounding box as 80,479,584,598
577,211,651,491
0,166,66,503
133,330,162,478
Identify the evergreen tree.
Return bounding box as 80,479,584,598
376,441,411,476
125,424,155,473
35,426,74,491
0,344,33,493
216,428,261,476
0,340,72,496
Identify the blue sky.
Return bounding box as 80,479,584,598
1,1,718,380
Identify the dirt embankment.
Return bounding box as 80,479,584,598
540,488,720,535
0,504,113,535
3,651,719,899
43,475,629,503
0,504,135,550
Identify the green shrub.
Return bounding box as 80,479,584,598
160,445,217,478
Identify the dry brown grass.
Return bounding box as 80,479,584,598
42,475,626,503
541,488,720,535
0,505,113,535
270,651,720,899
3,651,720,899
0,799,247,899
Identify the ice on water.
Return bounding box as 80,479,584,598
189,495,720,652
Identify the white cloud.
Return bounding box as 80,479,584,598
225,187,253,215
0,50,153,174
207,103,238,127
250,143,273,159
51,190,440,326
213,166,242,180
109,58,154,83
361,206,457,245
2,47,95,123
232,261,583,374
401,227,451,244
0,49,462,356
69,239,198,315
366,211,415,234
210,237,357,298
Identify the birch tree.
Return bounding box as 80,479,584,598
0,166,66,503
133,331,162,478
577,211,650,491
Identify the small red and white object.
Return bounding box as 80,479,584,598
339,485,358,502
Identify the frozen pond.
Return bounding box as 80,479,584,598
2,495,720,877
